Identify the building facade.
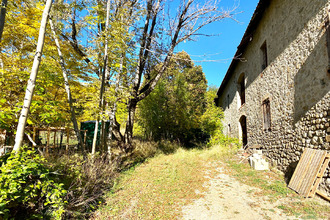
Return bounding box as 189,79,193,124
216,0,330,195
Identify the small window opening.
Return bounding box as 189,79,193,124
262,98,271,131
326,14,330,74
260,41,268,71
238,73,245,106
227,124,231,136
227,94,230,109
239,115,248,146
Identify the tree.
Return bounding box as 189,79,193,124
114,0,234,150
13,0,53,151
200,86,225,146
49,17,84,151
0,0,7,42
137,51,207,145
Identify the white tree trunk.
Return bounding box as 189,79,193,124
13,0,53,152
91,119,99,154
92,0,111,154
49,17,84,151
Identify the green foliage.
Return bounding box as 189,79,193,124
137,51,208,145
0,0,91,132
200,87,224,146
200,87,239,147
0,148,66,219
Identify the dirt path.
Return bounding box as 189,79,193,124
181,163,296,220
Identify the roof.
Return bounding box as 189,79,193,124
215,0,271,105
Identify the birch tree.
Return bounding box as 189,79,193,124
91,0,111,154
49,17,84,151
13,0,53,151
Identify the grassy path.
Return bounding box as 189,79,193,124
93,145,330,219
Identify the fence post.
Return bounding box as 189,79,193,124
53,130,56,149
47,128,50,154
84,130,87,151
33,127,36,142
66,128,69,152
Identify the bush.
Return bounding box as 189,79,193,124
0,148,66,219
47,153,117,219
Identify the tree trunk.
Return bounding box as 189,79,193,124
13,0,53,152
124,98,137,148
91,119,99,154
92,0,111,154
106,55,123,155
49,17,84,152
0,0,8,42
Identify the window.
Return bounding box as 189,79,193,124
260,41,268,71
227,94,230,109
238,73,245,106
227,124,231,136
262,98,271,131
326,14,330,74
239,115,248,146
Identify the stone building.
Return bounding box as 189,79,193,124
215,0,330,195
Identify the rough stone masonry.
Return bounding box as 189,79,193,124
216,0,330,196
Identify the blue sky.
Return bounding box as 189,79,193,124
176,0,260,87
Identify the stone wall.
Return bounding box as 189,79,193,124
217,0,330,196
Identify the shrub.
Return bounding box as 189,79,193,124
47,153,117,219
0,148,66,219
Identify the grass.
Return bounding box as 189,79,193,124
93,143,329,219
94,144,238,219
224,156,330,219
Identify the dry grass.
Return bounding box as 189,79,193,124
93,144,329,219
224,156,330,219
94,144,238,219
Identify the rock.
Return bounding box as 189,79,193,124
308,131,314,138
326,135,330,143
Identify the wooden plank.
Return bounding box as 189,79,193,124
304,151,326,197
316,190,330,202
288,148,309,191
288,148,329,198
298,149,319,196
290,148,314,193
309,156,329,197
307,150,325,196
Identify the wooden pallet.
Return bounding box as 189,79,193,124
288,148,329,198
